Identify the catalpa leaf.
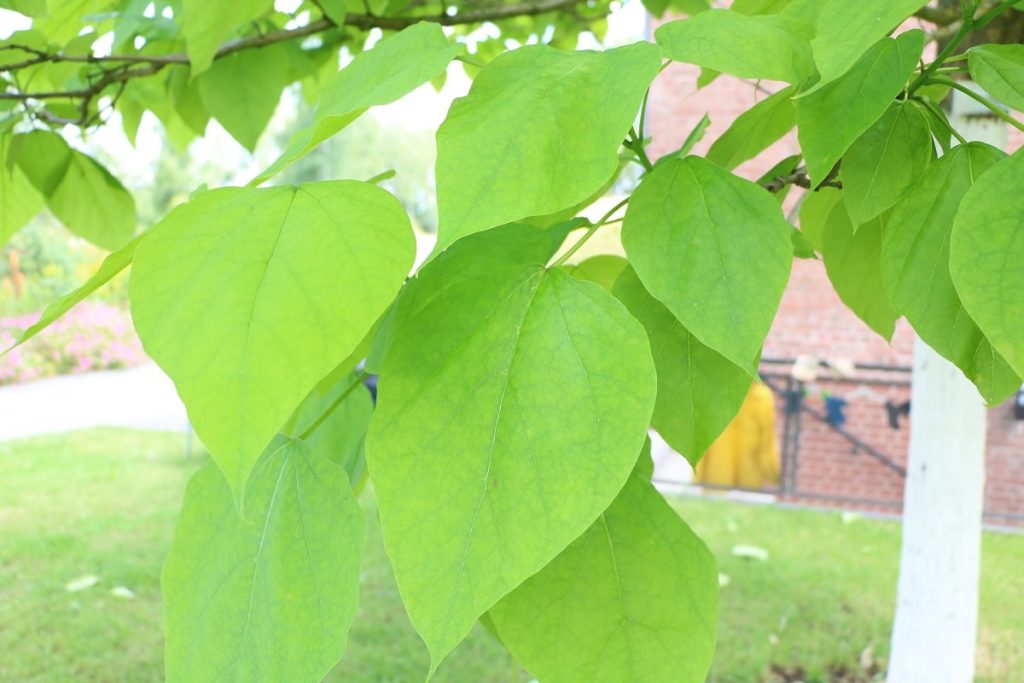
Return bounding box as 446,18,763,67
621,156,792,374
253,23,455,185
197,44,290,152
435,42,660,250
807,1,929,90
882,143,1019,404
366,224,656,670
490,473,718,683
968,43,1024,112
655,10,814,84
840,101,933,227
822,200,899,339
797,30,924,184
612,266,752,465
130,181,414,496
163,437,363,683
950,147,1024,379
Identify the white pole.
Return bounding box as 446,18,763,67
885,84,1006,683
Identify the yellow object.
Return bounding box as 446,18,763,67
695,382,780,489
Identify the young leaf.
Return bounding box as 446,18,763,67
163,437,363,683
807,1,929,90
655,10,814,84
10,129,71,195
435,42,660,250
181,0,273,76
612,266,752,464
621,156,792,374
882,143,1018,404
4,234,141,352
365,224,656,670
253,23,455,184
130,181,414,496
706,85,797,170
490,473,718,683
840,102,933,227
968,44,1024,112
821,201,899,339
950,148,1024,379
796,30,924,184
197,45,290,152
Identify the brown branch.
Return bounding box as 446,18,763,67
0,0,589,124
763,166,842,193
1,0,586,72
914,5,961,26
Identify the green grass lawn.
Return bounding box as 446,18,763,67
0,429,1021,682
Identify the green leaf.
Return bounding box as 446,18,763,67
197,45,290,152
706,86,797,170
882,143,1018,404
612,266,752,464
796,30,924,184
284,371,375,487
564,254,628,291
12,130,136,249
840,102,933,227
47,150,136,250
821,200,898,339
318,0,348,25
0,0,47,17
365,224,656,669
655,10,814,84
0,136,43,245
950,147,1024,379
182,0,272,76
435,42,660,250
791,226,817,259
4,234,140,352
12,129,72,195
808,1,928,89
798,186,841,253
163,437,363,683
968,44,1024,112
621,156,792,374
130,181,414,496
253,23,454,184
490,472,718,683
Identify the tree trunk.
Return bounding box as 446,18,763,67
885,86,1007,683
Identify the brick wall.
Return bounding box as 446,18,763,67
645,36,1024,524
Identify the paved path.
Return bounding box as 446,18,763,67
0,363,188,441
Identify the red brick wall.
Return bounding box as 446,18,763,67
645,31,1024,524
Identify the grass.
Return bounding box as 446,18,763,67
0,429,1021,682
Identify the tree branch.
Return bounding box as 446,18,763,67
0,0,590,125
762,166,842,193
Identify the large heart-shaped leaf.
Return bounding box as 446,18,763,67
882,143,1018,404
163,438,363,683
621,156,792,373
131,181,413,495
950,148,1024,379
491,472,719,683
435,43,660,250
366,223,656,670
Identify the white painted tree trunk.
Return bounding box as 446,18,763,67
885,85,1006,683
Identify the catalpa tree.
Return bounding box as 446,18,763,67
2,0,1023,680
